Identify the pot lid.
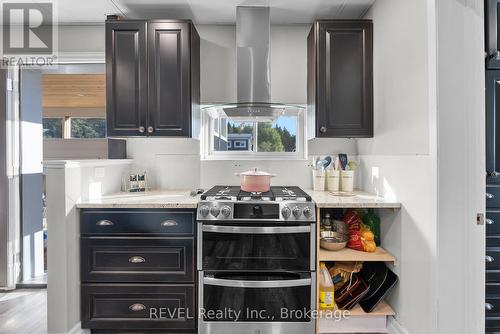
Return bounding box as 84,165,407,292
237,168,274,176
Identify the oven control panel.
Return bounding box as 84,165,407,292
197,201,316,222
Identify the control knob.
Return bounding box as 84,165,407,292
210,206,220,217
281,206,291,218
292,206,302,218
221,206,232,218
303,206,312,218
199,205,210,217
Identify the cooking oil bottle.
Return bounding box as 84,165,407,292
319,262,335,309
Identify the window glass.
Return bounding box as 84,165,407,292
43,118,63,138
70,118,106,138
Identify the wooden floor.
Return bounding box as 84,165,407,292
0,289,46,334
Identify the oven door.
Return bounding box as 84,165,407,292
199,271,315,334
198,222,315,271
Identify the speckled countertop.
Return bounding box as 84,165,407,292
76,189,400,209
305,189,401,209
76,190,200,209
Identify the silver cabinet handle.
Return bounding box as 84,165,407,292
128,256,146,264
488,171,500,178
486,255,495,263
487,193,495,199
202,224,311,234
161,220,178,227
319,126,327,133
139,126,145,133
487,218,495,225
486,303,494,311
147,126,154,133
96,220,113,226
203,276,311,288
129,303,146,312
490,51,500,60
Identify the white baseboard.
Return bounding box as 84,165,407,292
388,316,410,334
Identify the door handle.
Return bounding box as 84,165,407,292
487,218,495,225
203,276,311,288
202,225,311,234
147,126,154,133
96,220,113,226
129,303,146,312
488,171,500,178
486,302,494,311
138,126,145,133
489,51,500,60
487,193,495,199
319,126,327,133
486,255,495,263
161,220,178,227
128,256,146,264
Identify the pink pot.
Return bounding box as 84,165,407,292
235,168,276,193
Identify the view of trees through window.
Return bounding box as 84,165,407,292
71,118,106,138
220,116,297,153
43,118,63,138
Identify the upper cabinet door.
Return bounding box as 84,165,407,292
487,0,500,69
148,22,191,137
309,20,373,138
106,21,148,137
487,71,500,183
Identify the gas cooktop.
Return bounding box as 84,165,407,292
200,186,312,202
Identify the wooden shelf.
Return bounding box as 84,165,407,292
319,247,396,262
319,300,395,318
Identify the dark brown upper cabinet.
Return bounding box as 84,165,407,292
486,0,500,69
106,19,200,137
307,20,373,138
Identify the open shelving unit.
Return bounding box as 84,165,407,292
315,203,401,334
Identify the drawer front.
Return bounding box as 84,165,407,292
81,284,196,330
487,186,500,208
81,209,195,235
486,284,500,331
81,237,194,282
486,248,500,271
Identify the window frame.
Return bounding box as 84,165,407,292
201,105,307,161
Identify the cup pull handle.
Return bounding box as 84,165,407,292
161,220,178,227
128,256,146,264
486,255,495,263
487,193,495,199
129,303,146,312
96,220,113,226
487,218,495,225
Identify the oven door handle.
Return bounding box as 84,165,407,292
201,225,311,234
203,276,312,288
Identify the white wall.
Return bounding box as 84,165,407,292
360,1,438,333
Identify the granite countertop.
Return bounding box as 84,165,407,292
305,189,401,209
77,190,201,209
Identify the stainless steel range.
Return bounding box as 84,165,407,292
197,186,316,334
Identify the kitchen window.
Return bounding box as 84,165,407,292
202,104,307,160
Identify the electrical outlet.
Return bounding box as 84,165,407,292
477,213,485,225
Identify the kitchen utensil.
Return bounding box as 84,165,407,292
359,262,399,313
334,157,341,171
323,156,332,169
338,154,348,170
235,168,276,192
320,232,348,251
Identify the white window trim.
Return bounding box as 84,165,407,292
201,105,308,161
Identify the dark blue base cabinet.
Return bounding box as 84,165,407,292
80,209,197,333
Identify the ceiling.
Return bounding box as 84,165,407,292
39,0,376,24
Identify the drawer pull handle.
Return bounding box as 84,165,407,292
486,303,494,311
96,220,113,226
487,218,495,225
487,193,495,199
128,256,146,264
129,303,146,312
161,220,178,227
486,255,495,263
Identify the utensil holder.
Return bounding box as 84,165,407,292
326,169,340,191
340,170,355,192
313,170,326,191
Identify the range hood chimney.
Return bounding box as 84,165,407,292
237,6,270,103
204,6,304,122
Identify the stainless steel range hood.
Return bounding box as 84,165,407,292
205,6,304,122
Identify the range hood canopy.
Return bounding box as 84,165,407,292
203,6,304,122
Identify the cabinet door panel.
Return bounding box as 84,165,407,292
148,22,190,137
487,0,500,69
487,71,500,184
317,21,373,137
106,21,147,137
